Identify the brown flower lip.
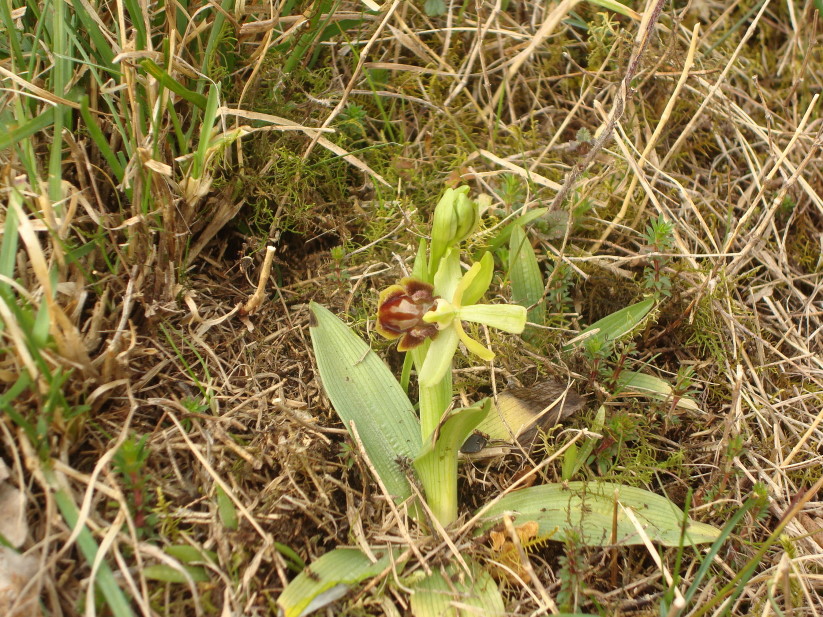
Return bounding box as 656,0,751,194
376,278,439,351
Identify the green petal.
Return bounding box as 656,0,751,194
421,299,456,326
452,260,483,305
418,328,459,387
461,251,494,306
456,321,495,361
457,304,527,333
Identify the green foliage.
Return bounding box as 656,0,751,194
508,225,546,337
686,294,727,363
336,103,369,141
545,261,575,320
424,0,447,17
497,173,527,209
556,531,587,614
585,11,628,71
113,435,156,535
642,214,675,299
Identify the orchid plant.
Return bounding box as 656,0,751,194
373,186,527,523
280,187,720,617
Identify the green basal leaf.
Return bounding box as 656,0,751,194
615,370,700,411
409,558,505,617
414,400,490,525
309,303,420,503
478,481,720,547
563,296,656,352
508,225,545,334
277,547,400,617
216,484,238,530
561,441,580,481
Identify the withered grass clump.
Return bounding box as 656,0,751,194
1,0,821,615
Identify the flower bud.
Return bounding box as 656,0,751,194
452,190,480,243
430,186,479,275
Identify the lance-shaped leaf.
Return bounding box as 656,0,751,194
563,296,655,352
309,303,420,503
615,370,700,411
409,559,505,617
477,481,720,547
509,225,545,337
278,547,400,617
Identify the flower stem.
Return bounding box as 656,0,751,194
414,442,459,525
411,346,452,442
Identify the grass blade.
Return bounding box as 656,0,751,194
50,476,135,617
0,113,54,152
139,59,209,109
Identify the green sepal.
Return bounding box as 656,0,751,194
432,248,462,301
417,326,459,389
412,238,429,282
457,304,527,333
461,251,494,306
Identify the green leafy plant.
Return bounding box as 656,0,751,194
642,214,676,299
113,435,155,535
283,187,722,616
